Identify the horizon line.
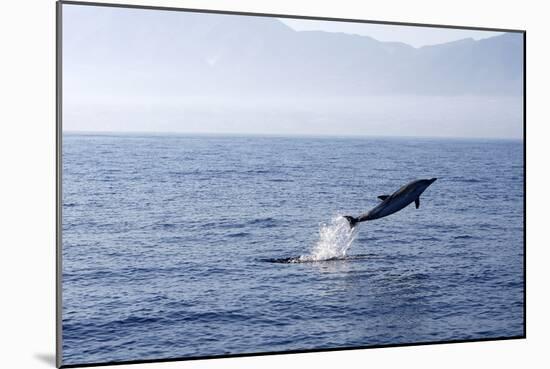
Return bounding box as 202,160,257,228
62,130,523,141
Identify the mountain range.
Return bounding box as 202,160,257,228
63,6,524,98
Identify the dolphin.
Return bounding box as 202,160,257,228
344,178,437,227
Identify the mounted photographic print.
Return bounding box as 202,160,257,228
56,1,525,367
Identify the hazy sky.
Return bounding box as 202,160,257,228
62,4,523,139
280,19,503,48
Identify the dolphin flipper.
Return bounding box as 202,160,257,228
415,198,420,209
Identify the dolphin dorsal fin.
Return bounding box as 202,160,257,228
415,198,420,209
378,195,389,201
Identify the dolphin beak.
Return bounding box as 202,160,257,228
429,178,437,183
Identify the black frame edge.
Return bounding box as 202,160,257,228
522,30,526,339
58,0,526,34
59,335,526,368
56,1,64,368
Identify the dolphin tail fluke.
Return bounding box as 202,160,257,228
343,215,359,228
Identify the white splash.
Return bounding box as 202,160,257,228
299,216,359,262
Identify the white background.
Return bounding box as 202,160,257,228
0,0,547,368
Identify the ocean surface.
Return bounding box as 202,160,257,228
62,133,524,365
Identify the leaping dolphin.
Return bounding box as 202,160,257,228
344,178,437,227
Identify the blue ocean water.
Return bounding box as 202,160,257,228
62,133,524,365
